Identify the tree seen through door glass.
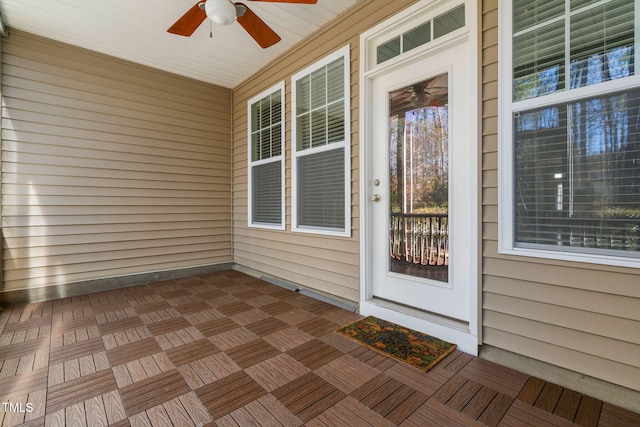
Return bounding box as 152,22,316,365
388,74,449,282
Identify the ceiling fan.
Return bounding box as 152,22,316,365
390,82,448,114
408,83,447,106
168,0,317,49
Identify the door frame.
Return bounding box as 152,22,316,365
358,0,481,354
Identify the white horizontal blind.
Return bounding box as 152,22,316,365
297,148,345,229
513,0,634,101
252,162,282,225
296,58,345,150
248,84,284,228
293,47,350,235
251,90,283,161
515,89,640,254
512,0,640,256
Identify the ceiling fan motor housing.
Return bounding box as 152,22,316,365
202,0,245,25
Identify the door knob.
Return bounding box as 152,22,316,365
371,194,381,202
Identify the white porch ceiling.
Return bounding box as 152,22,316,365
0,0,358,88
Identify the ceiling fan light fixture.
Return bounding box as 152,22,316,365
205,0,237,26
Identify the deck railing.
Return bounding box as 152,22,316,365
390,213,449,266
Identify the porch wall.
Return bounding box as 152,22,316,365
1,30,233,294
480,0,640,393
231,0,419,302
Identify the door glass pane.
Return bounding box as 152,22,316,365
388,74,449,282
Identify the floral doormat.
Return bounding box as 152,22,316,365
337,316,456,371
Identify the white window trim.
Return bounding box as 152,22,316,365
247,81,286,230
291,45,351,237
498,0,640,269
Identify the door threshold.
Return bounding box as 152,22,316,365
360,298,478,355
371,296,468,331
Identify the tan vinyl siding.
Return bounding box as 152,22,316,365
481,0,640,392
232,0,418,302
1,30,232,292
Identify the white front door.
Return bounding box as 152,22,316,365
360,0,479,352
368,35,475,322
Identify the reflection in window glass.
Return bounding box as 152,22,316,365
514,89,640,254
569,0,634,89
507,0,640,260
388,74,450,281
513,21,564,101
375,4,466,66
403,22,431,53
377,37,401,64
434,5,465,39
513,0,635,101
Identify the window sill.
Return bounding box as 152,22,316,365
292,226,351,238
248,223,285,231
498,245,640,270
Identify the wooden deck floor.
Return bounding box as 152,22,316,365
1,270,639,426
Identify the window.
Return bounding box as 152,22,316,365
292,46,351,236
376,4,465,64
248,82,285,229
500,0,640,265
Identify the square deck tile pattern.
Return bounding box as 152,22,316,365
1,270,639,426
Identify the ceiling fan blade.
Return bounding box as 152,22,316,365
167,1,207,36
236,3,282,48
249,0,316,3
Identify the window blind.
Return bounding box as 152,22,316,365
252,161,282,225
251,90,282,161
511,0,640,257
513,0,564,33
296,57,345,150
513,0,635,102
249,86,283,227
297,148,345,230
294,50,348,233
514,89,640,254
